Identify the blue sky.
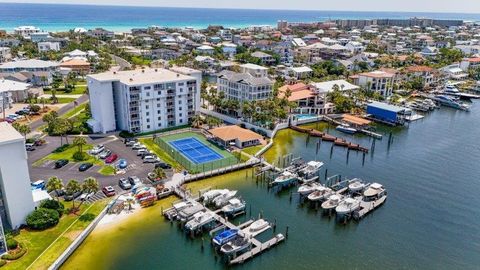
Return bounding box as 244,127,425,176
0,0,480,13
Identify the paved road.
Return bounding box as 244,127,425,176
29,94,89,131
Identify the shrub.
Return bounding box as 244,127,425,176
72,151,89,161
6,238,18,250
0,259,6,267
26,208,60,230
79,213,96,222
2,243,26,260
119,131,134,138
39,199,65,216
52,144,71,153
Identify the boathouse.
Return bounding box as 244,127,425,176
366,101,412,125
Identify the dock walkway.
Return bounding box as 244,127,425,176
230,234,285,265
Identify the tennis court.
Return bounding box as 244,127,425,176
169,137,223,164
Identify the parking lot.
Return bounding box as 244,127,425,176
28,135,174,202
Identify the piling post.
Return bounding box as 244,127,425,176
285,226,289,238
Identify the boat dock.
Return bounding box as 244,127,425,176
290,125,369,153
324,115,383,139
229,234,285,265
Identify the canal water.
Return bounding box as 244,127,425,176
62,102,480,270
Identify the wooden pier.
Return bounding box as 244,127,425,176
290,125,369,153
229,234,285,265
182,160,260,183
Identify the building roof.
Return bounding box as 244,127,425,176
358,70,395,78
312,80,359,93
0,59,59,69
209,125,263,143
59,59,90,67
367,101,408,113
87,68,196,85
342,114,371,126
217,70,272,86
0,122,23,145
289,66,313,73
405,65,434,73
240,63,268,70
0,79,30,93
465,57,480,63
251,51,272,58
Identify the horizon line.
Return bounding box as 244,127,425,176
1,1,480,16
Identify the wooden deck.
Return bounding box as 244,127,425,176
230,234,285,265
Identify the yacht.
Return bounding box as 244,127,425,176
335,197,361,215
444,84,460,94
177,203,205,222
307,186,334,202
213,229,239,246
221,198,246,216
362,183,388,204
220,237,251,255
272,171,298,186
201,189,229,203
298,182,322,196
213,190,238,207
336,124,357,134
348,178,367,193
431,95,470,111
321,194,344,210
422,99,438,110
184,211,214,231
246,219,269,234
298,161,324,178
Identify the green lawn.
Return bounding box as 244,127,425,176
98,165,116,176
33,144,102,167
55,97,77,104
139,138,183,171
242,145,265,156
60,103,87,119
4,200,108,270
44,85,87,96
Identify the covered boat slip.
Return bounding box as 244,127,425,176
341,114,372,128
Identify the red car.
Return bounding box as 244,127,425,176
105,154,118,164
102,186,116,197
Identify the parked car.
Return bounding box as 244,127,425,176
155,162,172,170
118,178,132,190
54,159,69,169
143,155,160,163
137,149,149,156
64,191,82,201
4,117,15,123
31,180,45,190
79,192,95,201
105,154,118,164
90,144,105,155
132,143,146,150
25,143,35,151
125,138,137,146
7,114,20,120
79,163,94,172
98,149,112,159
117,159,128,169
102,186,116,197
15,109,30,115
128,176,142,187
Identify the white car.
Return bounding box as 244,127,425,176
90,144,105,155
79,192,95,201
143,155,160,163
132,143,146,150
137,149,149,156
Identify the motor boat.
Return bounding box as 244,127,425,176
213,190,238,207
431,95,470,111
335,197,361,215
213,229,239,246
422,99,438,110
444,84,460,94
298,161,324,178
246,219,269,234
177,203,205,222
307,186,334,202
363,183,388,201
201,189,229,203
184,211,214,231
336,124,357,134
220,236,251,255
321,194,344,210
298,182,322,196
221,198,246,216
272,171,297,186
348,178,367,193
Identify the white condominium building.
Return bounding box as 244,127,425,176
87,67,202,134
0,122,35,229
217,63,273,102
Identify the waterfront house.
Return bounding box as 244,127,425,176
351,70,397,98
13,25,41,38
208,125,263,149
404,65,440,88
441,64,468,80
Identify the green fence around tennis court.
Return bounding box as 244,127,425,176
155,137,239,173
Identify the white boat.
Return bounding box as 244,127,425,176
221,198,246,215
201,189,229,203
272,171,297,186
213,190,238,207
444,84,460,94
431,95,470,111
220,237,251,255
184,211,214,231
298,161,324,177
177,203,205,222
247,219,269,233
321,194,344,210
307,186,333,202
336,124,357,134
363,183,387,198
297,182,322,196
348,178,367,193
335,197,361,215
422,99,438,110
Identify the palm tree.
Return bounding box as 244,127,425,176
12,123,31,140
73,136,87,153
190,114,204,128
66,179,81,211
152,167,166,180
78,177,99,209
39,97,46,111
46,176,64,201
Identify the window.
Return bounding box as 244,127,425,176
146,112,150,116
147,125,150,129
146,92,150,97
179,119,183,123
146,118,150,123
157,116,161,120
145,105,149,109
157,110,160,114
178,82,184,86
179,113,183,117
144,86,151,90
178,100,182,104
